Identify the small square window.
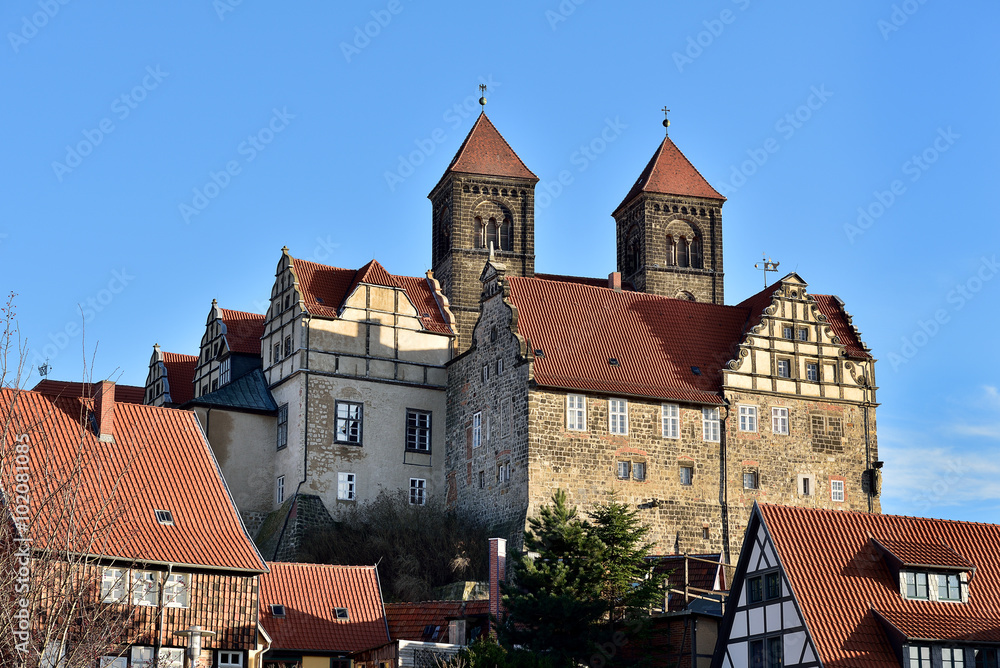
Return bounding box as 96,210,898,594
633,461,646,481
679,466,693,486
744,469,759,490
617,460,631,480
797,328,808,341
777,359,791,378
782,325,793,339
270,604,286,617
739,405,757,432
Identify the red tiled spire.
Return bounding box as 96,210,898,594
444,113,538,181
615,135,724,214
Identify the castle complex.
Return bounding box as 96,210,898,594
145,109,880,562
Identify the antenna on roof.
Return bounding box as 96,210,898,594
754,253,780,289
479,84,487,110
662,107,671,135
38,358,50,379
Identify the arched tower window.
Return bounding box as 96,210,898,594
626,227,641,275
475,216,485,248
678,236,689,268
486,217,499,251
499,217,512,251
666,235,677,266
691,235,703,269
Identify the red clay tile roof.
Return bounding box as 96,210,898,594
873,537,975,570
385,600,490,643
812,294,870,359
0,387,266,572
290,257,453,335
534,273,635,291
444,113,537,181
32,379,145,405
161,352,196,405
218,309,265,355
615,135,724,214
259,563,390,653
759,504,1000,665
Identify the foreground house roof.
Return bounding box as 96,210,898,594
33,379,145,405
716,504,1000,668
504,274,868,404
386,599,490,643
258,562,390,653
0,384,267,572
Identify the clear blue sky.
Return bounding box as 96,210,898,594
3,2,998,522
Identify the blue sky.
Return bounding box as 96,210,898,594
3,2,998,522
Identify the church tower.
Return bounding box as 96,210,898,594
429,111,538,350
613,122,726,304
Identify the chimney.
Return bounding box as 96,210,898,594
489,537,506,624
93,381,116,443
608,272,622,292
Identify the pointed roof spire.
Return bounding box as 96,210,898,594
614,130,725,214
444,114,538,181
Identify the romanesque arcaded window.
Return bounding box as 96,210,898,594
678,236,690,267
500,217,512,251
690,236,703,268
475,216,485,248
486,217,499,251
666,235,677,266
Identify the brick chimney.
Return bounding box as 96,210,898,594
608,272,622,291
489,537,506,624
93,381,116,443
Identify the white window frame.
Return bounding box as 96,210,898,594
702,408,720,442
782,325,793,339
777,358,792,378
163,572,190,609
99,658,127,668
472,412,482,448
41,641,65,668
405,409,432,452
219,357,231,385
131,646,154,668
806,361,819,382
132,570,159,607
158,648,184,668
738,405,757,432
772,407,789,435
218,651,245,668
662,403,680,439
609,398,628,435
941,647,964,668
276,475,285,505
409,478,426,506
337,472,356,501
101,566,128,603
497,462,511,484
908,646,931,668
679,466,693,486
632,461,646,481
335,400,363,444
831,479,845,502
616,460,631,480
566,395,586,431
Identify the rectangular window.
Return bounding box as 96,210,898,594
478,470,485,489
679,466,693,486
220,357,231,385
335,401,363,444
798,328,808,341
409,478,426,506
777,359,792,378
974,649,997,668
163,573,190,609
497,462,511,484
212,379,219,392
782,325,793,339
939,573,962,601
942,648,965,668
101,567,127,603
905,572,929,599
802,477,811,496
765,572,781,599
806,362,819,381
567,395,586,431
131,647,155,668
276,475,285,505
662,403,680,439
132,570,159,607
497,358,504,375
702,408,720,442
617,461,631,480
41,643,65,668
218,653,245,668
472,412,482,448
749,639,764,668
100,658,127,668
831,479,845,502
744,469,759,490
276,404,288,450
337,472,356,501
633,461,646,482
738,405,757,432
747,576,763,603
908,646,931,668
406,409,432,452
609,399,628,435
159,648,184,668
766,637,782,668
772,407,789,435
482,364,489,382
273,342,281,363
284,334,292,357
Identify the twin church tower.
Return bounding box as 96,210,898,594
429,109,726,348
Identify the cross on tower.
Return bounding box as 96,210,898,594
662,107,670,134
479,84,487,109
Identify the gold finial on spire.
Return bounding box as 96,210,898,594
479,84,487,109
662,107,671,135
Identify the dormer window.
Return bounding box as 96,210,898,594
901,570,968,602
938,573,961,601
905,572,929,600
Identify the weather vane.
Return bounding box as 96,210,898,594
754,253,780,288
38,358,50,379
479,84,487,109
662,107,670,134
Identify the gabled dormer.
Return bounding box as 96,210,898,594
870,536,975,604
192,300,265,398
144,344,196,407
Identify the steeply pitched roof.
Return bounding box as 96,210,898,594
0,387,267,572
161,352,197,405
183,369,278,414
443,113,537,181
812,294,870,358
385,600,490,643
259,562,390,653
32,379,145,405
290,257,453,335
218,308,265,355
615,135,724,214
758,504,1000,665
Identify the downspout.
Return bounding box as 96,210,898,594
862,367,874,513
718,403,732,566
